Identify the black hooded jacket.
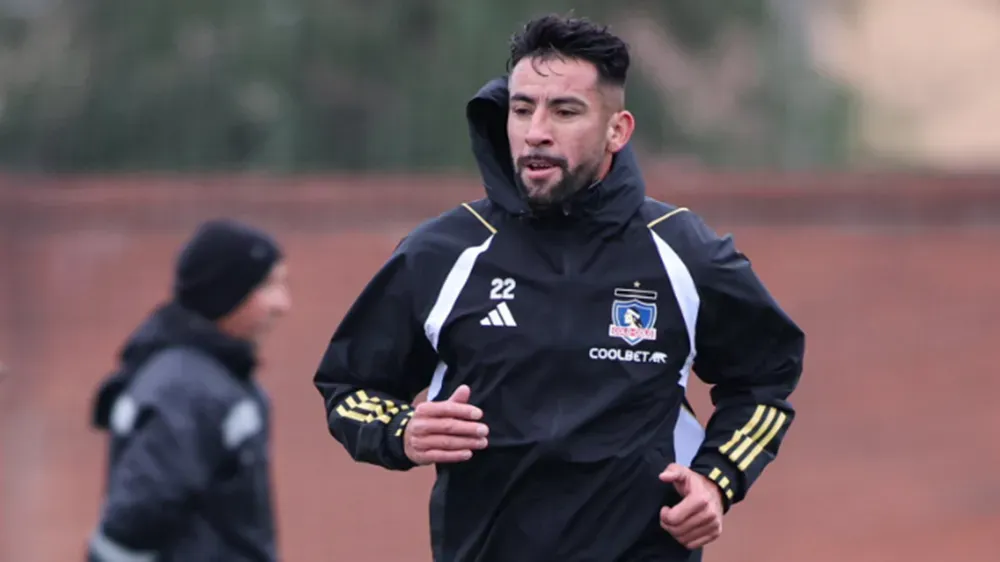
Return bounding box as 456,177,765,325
88,302,277,562
314,76,805,562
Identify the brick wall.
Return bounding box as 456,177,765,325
2,172,998,561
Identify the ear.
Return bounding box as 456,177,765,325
606,110,635,153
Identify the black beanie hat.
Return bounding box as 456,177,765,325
173,218,283,320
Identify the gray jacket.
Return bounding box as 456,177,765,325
88,303,277,562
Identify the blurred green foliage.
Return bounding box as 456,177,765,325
0,0,853,173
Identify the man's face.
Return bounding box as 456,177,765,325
506,55,634,209
220,261,292,344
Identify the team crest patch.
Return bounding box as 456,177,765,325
608,287,658,346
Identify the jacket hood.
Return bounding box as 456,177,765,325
90,301,257,430
465,75,647,229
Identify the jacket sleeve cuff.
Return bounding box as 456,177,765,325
385,409,417,471
690,451,742,513
89,527,158,562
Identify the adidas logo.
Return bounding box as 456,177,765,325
480,302,517,327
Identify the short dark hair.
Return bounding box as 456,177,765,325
507,14,630,87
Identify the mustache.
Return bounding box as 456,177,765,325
516,153,568,169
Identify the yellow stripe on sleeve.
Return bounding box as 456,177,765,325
716,405,789,473
737,411,787,471
728,407,777,460
719,405,766,455
335,390,407,426
394,410,414,437
706,466,735,501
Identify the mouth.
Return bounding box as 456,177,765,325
519,157,564,184
521,157,560,171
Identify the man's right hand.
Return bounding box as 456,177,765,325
403,384,489,464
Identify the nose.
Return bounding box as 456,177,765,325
273,288,292,316
524,112,553,148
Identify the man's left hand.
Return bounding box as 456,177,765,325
658,463,725,550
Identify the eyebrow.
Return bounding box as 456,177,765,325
509,93,588,108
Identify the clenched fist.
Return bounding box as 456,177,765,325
403,385,489,465
659,463,725,550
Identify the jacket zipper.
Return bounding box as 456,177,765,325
559,228,575,348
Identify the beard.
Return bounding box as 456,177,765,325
513,154,602,214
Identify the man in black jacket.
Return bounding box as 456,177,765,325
314,13,805,562
88,218,291,562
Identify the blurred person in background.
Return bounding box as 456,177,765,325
86,218,291,562
314,13,804,562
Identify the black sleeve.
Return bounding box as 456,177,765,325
89,389,225,558
313,240,439,471
680,216,805,511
